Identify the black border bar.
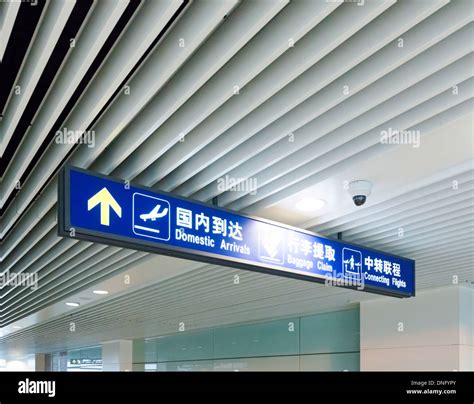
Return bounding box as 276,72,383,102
0,371,471,403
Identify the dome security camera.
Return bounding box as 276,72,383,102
348,180,372,206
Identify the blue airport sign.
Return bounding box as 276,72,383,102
58,166,415,297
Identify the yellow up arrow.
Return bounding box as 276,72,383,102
87,187,122,226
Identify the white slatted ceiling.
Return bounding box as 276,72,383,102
0,0,472,356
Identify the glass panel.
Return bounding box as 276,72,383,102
155,360,212,371
213,356,300,371
131,308,360,370
155,329,213,362
300,353,360,371
213,318,299,359
144,339,157,363
300,308,359,354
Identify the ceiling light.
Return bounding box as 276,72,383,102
93,290,109,295
66,302,80,307
295,198,326,212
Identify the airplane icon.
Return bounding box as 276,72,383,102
133,193,170,240
139,204,169,222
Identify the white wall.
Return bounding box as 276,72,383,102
0,357,35,371
459,286,474,370
360,285,473,371
102,340,133,371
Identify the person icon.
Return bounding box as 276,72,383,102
349,255,355,271
342,248,362,280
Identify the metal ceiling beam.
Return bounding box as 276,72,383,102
341,184,474,240
307,162,473,233
110,0,341,181
163,0,456,197
0,0,76,158
0,0,129,207
352,207,473,245
0,0,234,238
0,0,21,63
220,58,473,207
88,0,291,174
134,0,397,187
239,96,473,214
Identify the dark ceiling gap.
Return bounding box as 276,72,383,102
0,1,192,328
0,0,47,116
0,0,95,177
0,0,140,220
0,1,189,311
0,0,192,327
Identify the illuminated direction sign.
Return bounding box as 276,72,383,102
58,166,415,298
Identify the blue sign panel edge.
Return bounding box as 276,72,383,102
58,165,415,298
